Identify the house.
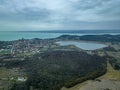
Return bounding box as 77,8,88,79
18,77,27,82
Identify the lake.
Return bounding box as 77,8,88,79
56,41,107,50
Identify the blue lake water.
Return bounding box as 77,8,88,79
56,41,107,50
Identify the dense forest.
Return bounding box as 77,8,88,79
10,51,107,90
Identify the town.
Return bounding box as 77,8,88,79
11,38,54,56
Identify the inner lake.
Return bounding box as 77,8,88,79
56,41,107,50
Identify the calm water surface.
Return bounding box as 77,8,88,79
0,31,120,41
56,41,107,50
0,31,85,41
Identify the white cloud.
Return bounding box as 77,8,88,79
0,0,120,30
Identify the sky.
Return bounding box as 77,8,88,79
0,0,120,31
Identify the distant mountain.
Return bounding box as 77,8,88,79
29,30,120,33
20,30,120,34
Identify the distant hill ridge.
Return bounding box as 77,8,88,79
56,34,120,42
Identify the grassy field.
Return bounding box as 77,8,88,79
61,80,93,90
0,67,24,90
0,50,10,55
99,62,120,80
0,67,11,90
0,67,12,79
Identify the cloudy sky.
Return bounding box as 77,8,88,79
0,0,120,31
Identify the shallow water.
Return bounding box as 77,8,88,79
56,41,107,50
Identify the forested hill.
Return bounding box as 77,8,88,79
56,34,120,42
11,51,107,90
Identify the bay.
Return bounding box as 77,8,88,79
0,31,120,41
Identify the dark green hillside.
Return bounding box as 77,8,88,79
57,34,120,42
80,34,120,42
11,51,107,90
